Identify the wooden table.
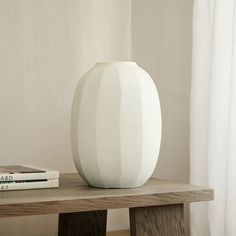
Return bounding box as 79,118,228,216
0,173,213,236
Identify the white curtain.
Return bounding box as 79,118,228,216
190,0,236,235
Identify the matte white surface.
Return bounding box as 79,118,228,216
71,62,162,188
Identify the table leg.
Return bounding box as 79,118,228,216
58,210,107,236
129,204,185,236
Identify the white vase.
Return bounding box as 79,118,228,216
71,62,162,188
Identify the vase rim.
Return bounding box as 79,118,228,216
96,61,136,66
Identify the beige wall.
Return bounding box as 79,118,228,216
132,0,192,182
0,0,130,235
0,0,192,235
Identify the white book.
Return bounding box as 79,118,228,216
0,165,59,181
0,179,59,191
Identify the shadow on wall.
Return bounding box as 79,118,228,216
132,0,193,183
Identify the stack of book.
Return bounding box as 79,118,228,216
0,165,59,191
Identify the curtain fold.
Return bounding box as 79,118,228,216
190,0,236,235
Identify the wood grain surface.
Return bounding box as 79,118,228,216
107,230,130,236
0,173,213,218
130,204,185,236
58,210,107,236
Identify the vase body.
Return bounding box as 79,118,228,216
71,62,162,188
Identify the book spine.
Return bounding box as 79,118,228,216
0,179,59,191
0,171,59,181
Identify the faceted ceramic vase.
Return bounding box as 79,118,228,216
71,62,162,188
